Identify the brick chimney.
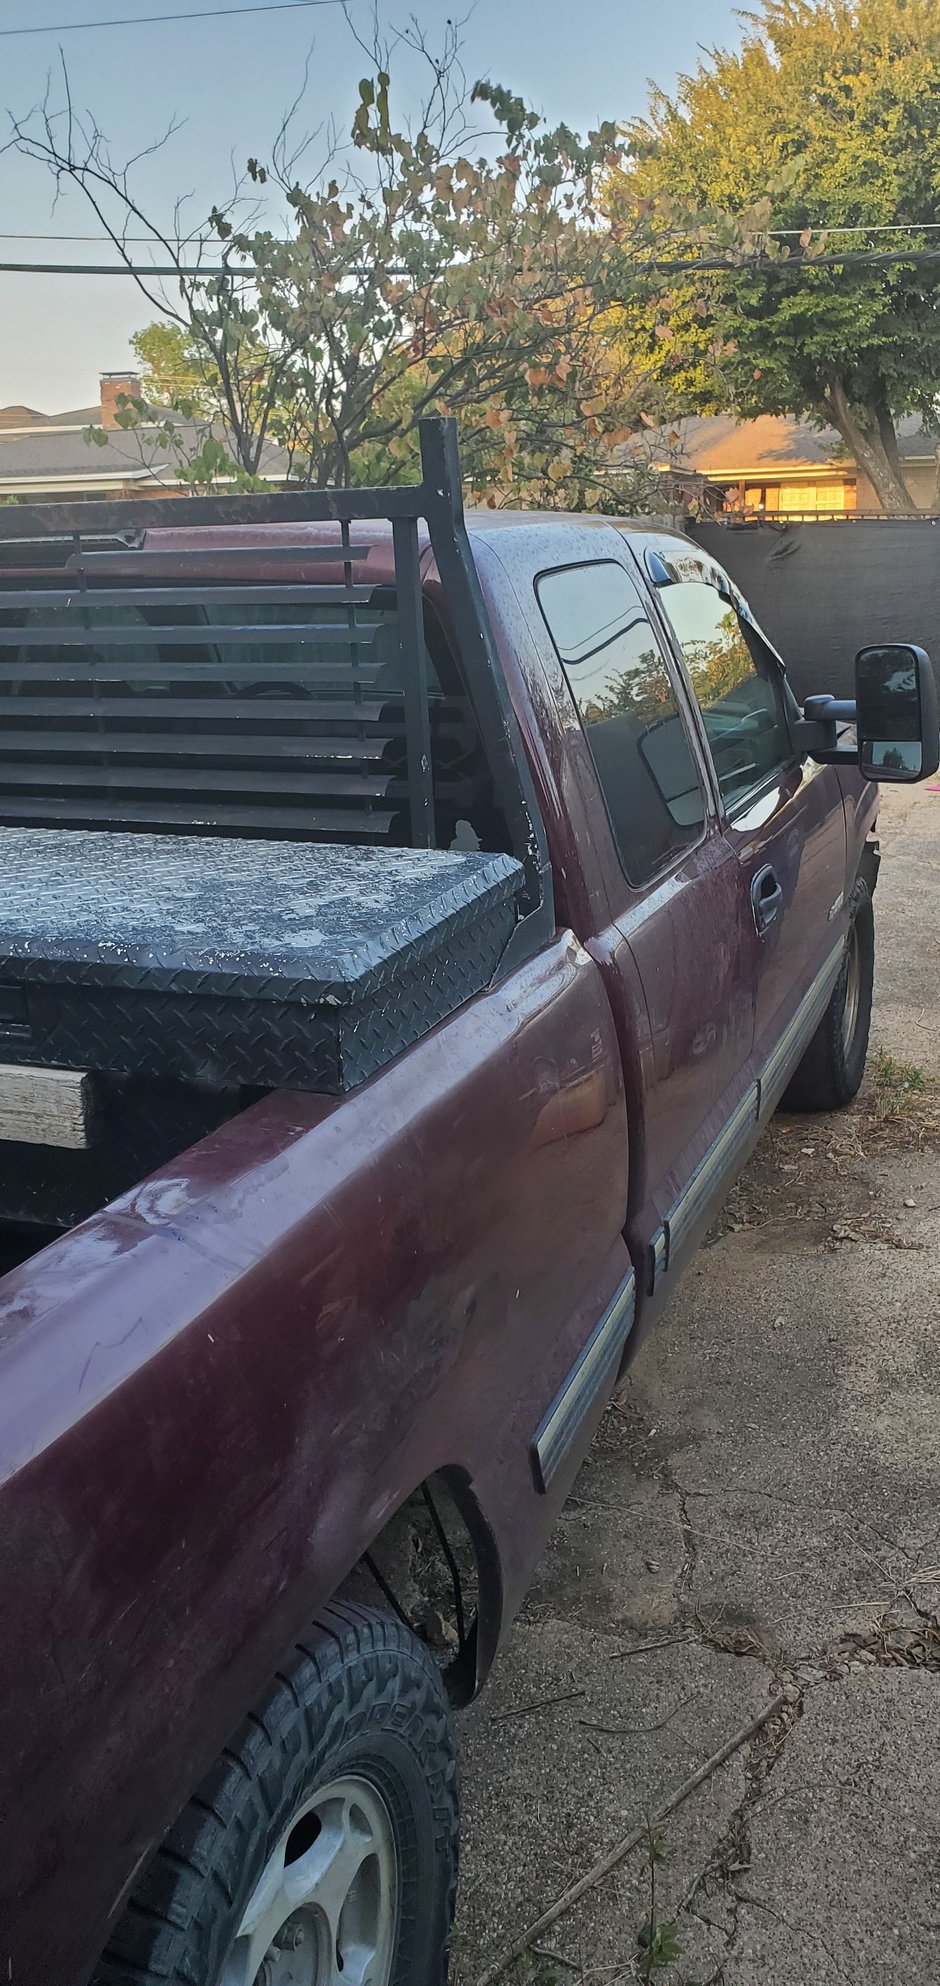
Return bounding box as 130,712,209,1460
100,371,142,430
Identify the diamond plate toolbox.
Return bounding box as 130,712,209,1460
0,830,524,1094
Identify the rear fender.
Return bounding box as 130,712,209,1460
0,927,629,1986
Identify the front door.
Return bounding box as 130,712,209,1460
530,552,757,1301
648,556,847,1091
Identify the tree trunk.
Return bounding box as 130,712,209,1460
876,399,904,480
824,378,916,515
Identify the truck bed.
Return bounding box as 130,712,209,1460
0,827,523,1093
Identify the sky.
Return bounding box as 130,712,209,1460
0,0,744,412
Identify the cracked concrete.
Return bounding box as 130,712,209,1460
453,785,940,1984
719,1669,940,1982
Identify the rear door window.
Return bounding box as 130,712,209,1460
536,559,705,888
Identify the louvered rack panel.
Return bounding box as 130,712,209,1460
0,527,432,845
0,417,553,934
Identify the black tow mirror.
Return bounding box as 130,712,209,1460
855,644,939,784
798,643,940,783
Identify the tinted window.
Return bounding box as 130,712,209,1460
658,580,792,809
536,561,704,886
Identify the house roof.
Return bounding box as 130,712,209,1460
0,403,102,429
0,403,289,493
0,405,48,430
0,427,173,494
633,412,939,479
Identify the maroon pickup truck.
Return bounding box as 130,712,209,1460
0,419,936,1986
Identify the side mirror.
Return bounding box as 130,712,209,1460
855,644,939,784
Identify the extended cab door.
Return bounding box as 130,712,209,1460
527,546,757,1307
645,546,847,1100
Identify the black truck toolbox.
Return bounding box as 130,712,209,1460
0,828,524,1094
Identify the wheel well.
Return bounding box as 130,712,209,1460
858,831,881,898
337,1468,502,1706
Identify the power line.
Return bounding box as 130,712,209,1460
0,232,204,241
0,0,343,38
643,246,940,274
7,245,940,277
770,222,940,236
7,220,940,244
0,260,249,275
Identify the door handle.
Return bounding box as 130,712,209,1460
751,863,783,933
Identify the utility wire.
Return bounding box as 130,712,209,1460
644,246,940,273
0,232,224,241
7,245,940,276
769,223,940,236
0,261,250,275
7,220,940,244
0,0,344,37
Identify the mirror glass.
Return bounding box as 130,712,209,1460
856,646,924,778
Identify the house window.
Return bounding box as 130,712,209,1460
777,482,855,515
722,479,856,517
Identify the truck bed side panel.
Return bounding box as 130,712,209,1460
0,931,629,1986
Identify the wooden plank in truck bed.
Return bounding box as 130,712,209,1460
0,1062,95,1148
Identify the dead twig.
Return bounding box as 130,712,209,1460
491,1688,585,1724
609,1633,695,1662
473,1696,784,1986
579,1693,695,1738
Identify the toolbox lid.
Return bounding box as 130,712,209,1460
0,827,523,1001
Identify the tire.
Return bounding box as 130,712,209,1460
781,877,874,1113
94,1605,459,1986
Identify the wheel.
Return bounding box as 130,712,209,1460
95,1605,459,1986
781,877,874,1113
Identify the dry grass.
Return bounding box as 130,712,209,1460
709,1049,940,1246
868,1048,937,1128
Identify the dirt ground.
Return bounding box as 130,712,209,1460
453,782,940,1986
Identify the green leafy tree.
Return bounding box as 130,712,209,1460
130,323,214,413
607,0,940,513
10,19,674,507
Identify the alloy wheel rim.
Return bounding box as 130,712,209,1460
220,1774,398,1986
841,922,861,1054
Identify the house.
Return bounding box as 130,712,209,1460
634,412,940,518
0,373,288,501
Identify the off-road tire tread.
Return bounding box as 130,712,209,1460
92,1605,458,1986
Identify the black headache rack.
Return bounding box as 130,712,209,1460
0,415,551,900
0,420,554,1226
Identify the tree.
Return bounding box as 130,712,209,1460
607,0,940,513
9,17,674,508
131,323,217,415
